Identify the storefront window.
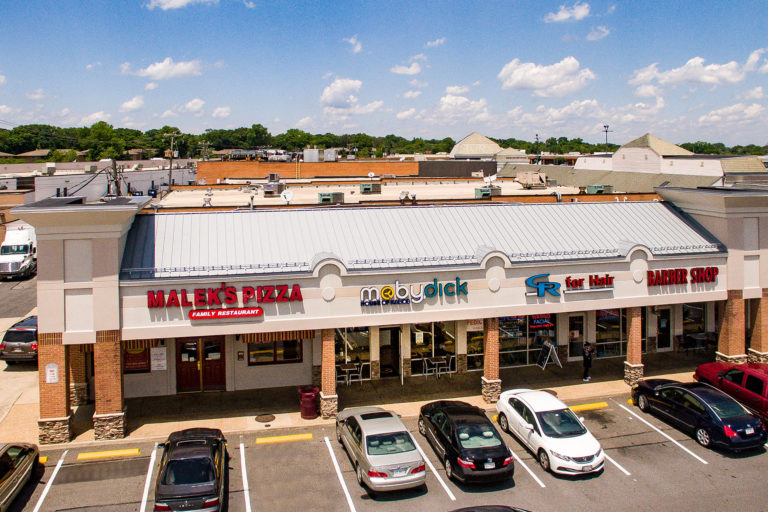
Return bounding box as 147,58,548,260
248,339,302,365
124,346,150,373
466,325,485,371
335,328,371,380
567,315,585,359
410,322,456,375
596,309,622,358
500,315,556,367
683,303,706,336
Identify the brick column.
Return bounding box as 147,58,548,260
481,317,501,403
68,345,89,405
748,290,768,363
624,307,644,385
38,333,72,444
319,329,337,418
716,290,748,364
93,330,126,440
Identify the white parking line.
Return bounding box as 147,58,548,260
139,443,158,512
411,437,456,501
618,403,708,464
240,442,253,512
33,449,68,512
509,450,546,488
602,452,631,476
324,436,357,512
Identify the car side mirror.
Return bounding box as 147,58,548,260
717,370,725,379
524,422,534,431
579,417,585,423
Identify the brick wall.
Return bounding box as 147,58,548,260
38,332,70,418
718,290,745,357
320,329,336,396
483,318,500,381
94,330,124,415
198,161,419,183
627,307,643,365
750,290,768,353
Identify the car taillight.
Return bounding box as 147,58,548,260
367,470,388,478
502,455,513,466
411,464,425,474
203,497,220,507
724,425,738,438
153,504,171,511
0,343,5,350
457,457,475,469
31,343,38,350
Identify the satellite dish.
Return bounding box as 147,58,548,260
399,191,409,201
367,171,375,179
280,189,294,204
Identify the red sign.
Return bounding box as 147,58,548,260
188,307,264,320
565,274,614,289
647,267,719,286
147,283,303,309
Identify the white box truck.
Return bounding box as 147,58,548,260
0,225,37,279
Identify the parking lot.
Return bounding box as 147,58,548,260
13,393,768,511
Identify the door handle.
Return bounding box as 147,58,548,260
197,360,201,371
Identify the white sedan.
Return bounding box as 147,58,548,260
496,388,604,475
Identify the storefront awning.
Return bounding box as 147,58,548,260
241,331,315,344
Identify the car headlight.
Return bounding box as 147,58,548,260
550,450,573,462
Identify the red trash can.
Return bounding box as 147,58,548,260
299,385,319,419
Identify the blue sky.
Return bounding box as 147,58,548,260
0,0,767,145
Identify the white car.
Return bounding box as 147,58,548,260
496,389,604,475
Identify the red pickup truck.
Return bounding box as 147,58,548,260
693,362,768,422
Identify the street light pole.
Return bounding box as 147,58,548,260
164,131,181,191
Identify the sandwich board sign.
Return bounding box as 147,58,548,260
536,341,562,370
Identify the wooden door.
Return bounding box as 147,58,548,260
201,337,226,391
177,339,202,393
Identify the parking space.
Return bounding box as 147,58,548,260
13,394,768,511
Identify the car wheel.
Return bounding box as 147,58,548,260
444,457,454,481
696,427,712,448
538,449,550,472
418,416,426,436
637,394,650,412
498,413,509,433
355,464,364,487
4,361,14,366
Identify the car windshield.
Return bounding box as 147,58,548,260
162,458,215,485
2,331,35,343
0,245,28,255
456,423,503,449
536,409,587,438
366,432,416,455
708,396,749,419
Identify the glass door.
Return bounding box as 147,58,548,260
176,337,226,392
568,314,586,359
379,327,400,379
656,308,672,351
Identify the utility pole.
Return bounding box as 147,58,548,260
110,159,120,196
534,133,540,164
602,124,613,153
163,131,181,191
198,140,210,161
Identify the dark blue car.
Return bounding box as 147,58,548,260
632,379,767,452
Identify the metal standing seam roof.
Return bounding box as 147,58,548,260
119,202,724,280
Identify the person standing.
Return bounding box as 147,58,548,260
582,341,593,382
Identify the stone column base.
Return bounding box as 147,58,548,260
312,365,322,387
94,410,127,440
457,354,468,373
70,382,89,406
401,358,412,378
38,415,73,445
623,362,644,386
715,352,748,364
371,360,381,380
481,376,501,404
320,392,338,419
747,349,768,364
556,344,569,366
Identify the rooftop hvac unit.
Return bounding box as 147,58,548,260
268,173,280,182
359,183,381,194
44,163,56,176
318,192,344,204
586,184,614,194
474,187,501,199
85,164,97,174
263,182,285,196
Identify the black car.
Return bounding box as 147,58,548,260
154,428,227,512
450,507,531,512
632,379,767,451
418,400,514,483
0,316,37,364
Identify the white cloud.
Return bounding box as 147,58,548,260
586,26,610,41
390,62,422,75
740,86,764,100
403,90,422,99
0,105,15,116
409,79,428,88
498,56,595,97
507,98,603,127
698,102,765,125
181,98,205,114
434,94,491,124
212,106,231,118
295,117,312,128
634,84,661,98
446,85,469,95
396,108,416,120
85,62,101,70
629,52,764,88
146,0,218,10
320,78,362,108
25,88,46,101
242,0,255,7
426,37,446,48
119,95,145,112
343,35,362,54
123,57,202,80
411,54,427,62
544,2,590,22
744,48,767,72
160,109,178,118
80,111,111,125
145,82,159,91
0,75,5,86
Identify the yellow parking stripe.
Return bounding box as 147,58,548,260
570,401,608,412
492,414,498,422
255,433,313,445
77,448,140,461
628,398,635,405
38,456,48,464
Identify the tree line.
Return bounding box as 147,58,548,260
0,122,764,162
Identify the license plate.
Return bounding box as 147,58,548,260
392,468,407,477
582,465,592,472
13,349,23,353
484,462,495,469
746,427,755,435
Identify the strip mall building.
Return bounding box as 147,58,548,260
15,187,768,443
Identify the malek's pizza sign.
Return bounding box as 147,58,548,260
146,283,303,320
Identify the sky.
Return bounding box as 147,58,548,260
0,0,767,146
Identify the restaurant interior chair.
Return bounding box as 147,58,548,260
423,358,437,379
335,365,347,385
347,363,364,385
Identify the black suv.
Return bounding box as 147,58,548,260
419,400,514,483
0,316,37,364
154,428,228,512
